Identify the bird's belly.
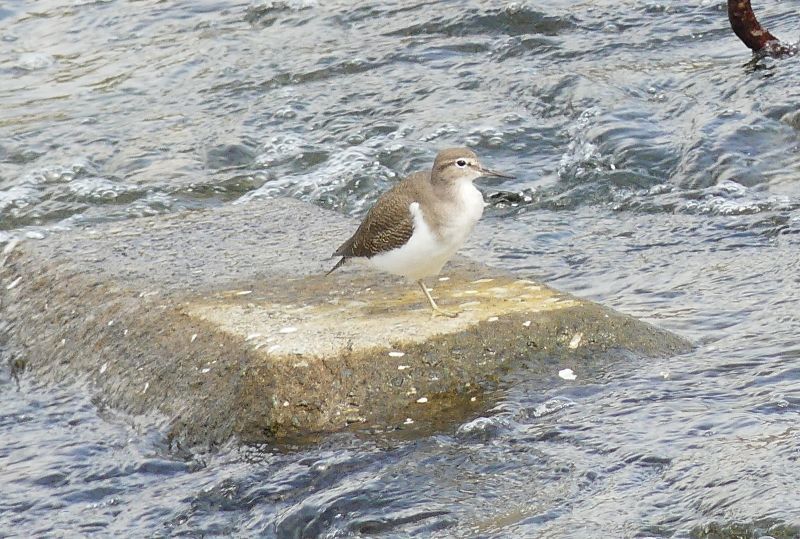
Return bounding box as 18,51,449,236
368,229,452,280
368,201,480,280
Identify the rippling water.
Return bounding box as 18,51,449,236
2,1,799,537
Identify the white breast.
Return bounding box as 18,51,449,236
440,180,485,247
368,181,485,280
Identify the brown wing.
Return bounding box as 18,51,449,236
327,174,427,275
334,185,415,258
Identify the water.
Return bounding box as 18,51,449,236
1,0,799,536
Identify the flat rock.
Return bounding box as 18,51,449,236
0,198,691,447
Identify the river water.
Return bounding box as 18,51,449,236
1,1,799,537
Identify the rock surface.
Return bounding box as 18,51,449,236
0,198,691,447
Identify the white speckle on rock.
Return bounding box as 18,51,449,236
388,351,405,357
2,239,20,255
470,396,477,402
3,243,19,255
404,417,414,425
471,278,494,284
123,329,128,336
235,290,253,296
279,326,297,334
660,371,670,379
107,320,114,327
416,397,428,404
397,365,410,370
283,401,290,407
25,230,46,240
201,367,211,374
142,381,150,393
6,276,22,290
487,316,499,322
523,320,531,327
293,360,309,368
463,290,479,295
568,333,583,349
438,276,450,282
190,333,198,343
245,333,262,341
99,362,108,374
559,368,577,381
407,387,417,395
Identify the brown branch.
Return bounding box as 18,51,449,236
728,0,796,57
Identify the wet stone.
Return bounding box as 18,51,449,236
0,198,690,447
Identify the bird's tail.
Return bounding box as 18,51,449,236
326,257,347,276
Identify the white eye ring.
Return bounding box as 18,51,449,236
456,159,467,167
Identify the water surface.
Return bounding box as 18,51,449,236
1,1,799,537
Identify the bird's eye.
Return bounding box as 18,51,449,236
456,159,467,167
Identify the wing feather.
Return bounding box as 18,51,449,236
327,174,427,275
334,186,415,258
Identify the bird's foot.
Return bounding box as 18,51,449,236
418,280,459,318
430,306,459,319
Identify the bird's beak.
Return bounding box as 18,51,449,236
477,166,515,180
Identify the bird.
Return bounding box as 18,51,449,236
327,147,512,317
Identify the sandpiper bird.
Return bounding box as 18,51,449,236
327,148,512,317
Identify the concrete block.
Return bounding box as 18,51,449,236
0,198,691,447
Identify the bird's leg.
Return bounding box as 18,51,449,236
417,279,458,318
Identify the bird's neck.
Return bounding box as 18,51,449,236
433,178,480,206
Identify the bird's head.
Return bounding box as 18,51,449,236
432,147,513,184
